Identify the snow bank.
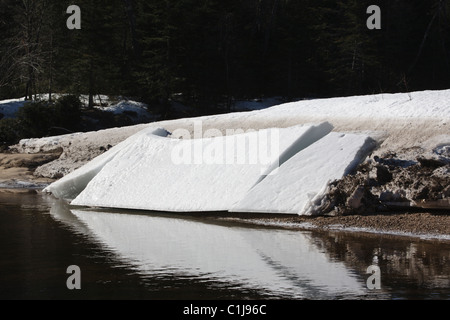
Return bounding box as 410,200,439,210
23,89,450,214
231,133,376,215
0,98,26,119
261,90,450,120
69,123,333,211
95,100,157,122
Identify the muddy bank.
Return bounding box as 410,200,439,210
0,151,60,188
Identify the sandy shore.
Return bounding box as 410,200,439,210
0,151,59,188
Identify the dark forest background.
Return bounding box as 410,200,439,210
1,0,450,114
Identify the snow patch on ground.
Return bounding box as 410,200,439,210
0,98,26,119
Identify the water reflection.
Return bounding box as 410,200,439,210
46,197,450,299
48,200,365,299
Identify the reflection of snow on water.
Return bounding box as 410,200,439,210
33,194,449,300
69,209,367,299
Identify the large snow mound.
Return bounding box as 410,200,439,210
231,133,376,215
69,123,333,211
261,90,450,120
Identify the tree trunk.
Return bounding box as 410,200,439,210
123,0,140,58
88,59,95,109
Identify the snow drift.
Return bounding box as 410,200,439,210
40,89,450,215
67,123,333,212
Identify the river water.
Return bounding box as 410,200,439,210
0,191,449,300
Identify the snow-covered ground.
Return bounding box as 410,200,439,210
7,89,450,215
0,94,155,122
0,94,283,122
0,98,26,119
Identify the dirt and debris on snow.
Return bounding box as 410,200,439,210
311,148,450,216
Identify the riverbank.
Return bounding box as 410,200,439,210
0,179,448,241
0,151,59,189
0,148,448,240
1,90,448,240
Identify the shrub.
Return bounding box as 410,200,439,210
54,95,82,130
0,118,21,146
15,95,83,139
16,101,55,138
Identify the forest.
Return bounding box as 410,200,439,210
1,0,450,114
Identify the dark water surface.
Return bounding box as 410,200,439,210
0,191,449,300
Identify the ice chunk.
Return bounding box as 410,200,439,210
69,123,333,211
44,127,170,200
231,132,376,215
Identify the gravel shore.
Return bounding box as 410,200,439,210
218,211,450,240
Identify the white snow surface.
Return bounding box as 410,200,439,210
69,123,333,211
45,127,170,200
0,98,26,119
39,89,450,215
95,100,156,121
231,133,376,215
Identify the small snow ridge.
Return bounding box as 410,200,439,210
98,100,152,121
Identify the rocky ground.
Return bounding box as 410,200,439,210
307,148,450,216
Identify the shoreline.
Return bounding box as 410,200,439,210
1,131,449,242
215,211,450,242
1,182,448,241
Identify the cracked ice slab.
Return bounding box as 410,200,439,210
231,132,377,215
67,122,333,212
44,127,170,200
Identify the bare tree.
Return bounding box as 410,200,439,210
0,0,49,100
